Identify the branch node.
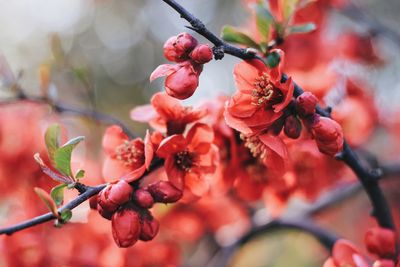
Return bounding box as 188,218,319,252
370,168,383,180
212,46,225,60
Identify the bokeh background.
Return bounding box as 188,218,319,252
1,0,400,266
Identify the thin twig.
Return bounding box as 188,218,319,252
0,184,106,235
0,96,136,138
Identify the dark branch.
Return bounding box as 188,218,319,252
206,219,338,267
0,184,106,235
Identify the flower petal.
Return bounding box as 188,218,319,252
102,125,129,157
273,76,294,113
233,59,267,94
186,123,214,154
130,104,158,122
258,133,288,158
150,64,179,82
102,157,133,182
156,134,187,158
227,92,257,118
164,156,185,189
151,92,183,121
184,172,209,197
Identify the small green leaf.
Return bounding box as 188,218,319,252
266,51,281,68
34,153,74,183
255,3,274,42
50,184,67,206
221,25,260,49
34,187,59,218
282,0,299,21
287,23,316,35
54,136,84,178
75,169,85,180
60,209,72,222
45,124,61,164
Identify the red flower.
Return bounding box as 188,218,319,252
150,61,203,100
310,116,344,156
323,239,370,267
147,180,183,203
97,180,133,218
111,208,141,248
130,92,206,135
190,44,213,64
156,123,219,198
163,32,198,62
365,227,396,258
296,91,318,117
102,126,154,182
224,49,294,135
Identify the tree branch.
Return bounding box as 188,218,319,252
0,184,106,235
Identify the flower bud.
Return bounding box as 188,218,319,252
98,180,133,214
296,92,318,117
163,33,198,62
365,227,396,258
148,181,183,203
140,214,160,241
165,61,202,100
134,189,154,209
97,204,113,220
89,195,98,210
190,44,213,64
111,208,141,248
284,115,302,139
311,116,344,156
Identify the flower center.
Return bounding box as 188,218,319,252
252,73,283,108
241,134,267,160
175,150,195,172
116,140,145,168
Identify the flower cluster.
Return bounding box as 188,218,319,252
150,32,213,99
93,179,182,247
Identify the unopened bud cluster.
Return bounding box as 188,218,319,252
91,179,182,247
290,92,344,156
151,32,213,100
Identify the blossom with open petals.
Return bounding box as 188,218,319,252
156,123,218,198
102,126,154,182
224,49,294,135
131,92,206,135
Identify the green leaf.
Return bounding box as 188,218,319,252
266,51,281,68
50,184,67,206
221,25,260,49
54,136,85,178
287,23,316,35
255,3,274,42
75,169,85,180
60,209,72,222
45,124,61,164
34,187,59,218
282,0,299,21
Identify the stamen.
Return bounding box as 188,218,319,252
116,140,144,168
